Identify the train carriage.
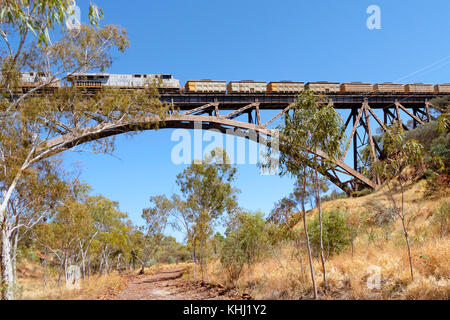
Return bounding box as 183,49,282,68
373,83,404,94
267,81,305,93
434,84,450,94
404,83,434,94
305,81,340,93
340,82,372,94
184,80,227,93
227,81,267,94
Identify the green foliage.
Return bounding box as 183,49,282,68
431,201,450,238
404,122,441,152
274,89,345,177
220,211,269,284
429,133,450,173
363,199,397,227
373,123,424,181
308,209,351,257
429,97,449,133
421,127,449,197
351,188,373,198
322,189,348,202
0,0,103,46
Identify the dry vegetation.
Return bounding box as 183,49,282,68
15,261,196,300
16,262,127,300
15,181,448,300
205,180,449,300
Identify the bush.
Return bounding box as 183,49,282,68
308,209,351,257
351,188,373,198
404,121,441,152
146,259,156,267
429,133,450,173
364,199,397,227
220,211,269,284
167,256,176,264
431,201,450,238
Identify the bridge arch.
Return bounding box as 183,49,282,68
42,114,376,194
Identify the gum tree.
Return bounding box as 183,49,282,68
0,2,165,299
373,123,423,281
152,148,239,280
137,195,169,274
274,89,345,294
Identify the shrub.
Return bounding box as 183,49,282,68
404,121,441,152
220,211,269,284
167,256,176,264
364,199,397,227
351,188,373,198
431,201,450,238
308,209,351,257
429,133,450,173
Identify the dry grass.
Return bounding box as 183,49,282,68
15,259,130,300
16,261,193,300
17,267,127,300
206,180,450,300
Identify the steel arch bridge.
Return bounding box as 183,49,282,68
45,92,439,194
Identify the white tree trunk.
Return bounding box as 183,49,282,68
1,227,14,300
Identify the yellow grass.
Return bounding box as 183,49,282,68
206,180,450,300
17,272,126,300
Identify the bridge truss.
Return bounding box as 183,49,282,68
158,93,438,193
43,92,439,194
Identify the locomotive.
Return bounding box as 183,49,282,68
12,72,450,95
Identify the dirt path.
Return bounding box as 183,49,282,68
108,268,247,300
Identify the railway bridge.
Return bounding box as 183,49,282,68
44,91,441,194
157,92,438,193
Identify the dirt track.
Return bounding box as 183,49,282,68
108,269,249,300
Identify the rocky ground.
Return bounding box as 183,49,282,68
103,268,252,300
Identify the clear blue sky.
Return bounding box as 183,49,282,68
63,0,450,241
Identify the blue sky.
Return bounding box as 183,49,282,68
63,0,450,241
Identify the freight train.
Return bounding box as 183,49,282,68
9,72,450,95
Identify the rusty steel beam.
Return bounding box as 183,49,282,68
342,106,364,162
261,104,293,128
396,102,425,126
224,103,258,120
182,103,216,116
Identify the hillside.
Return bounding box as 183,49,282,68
206,179,449,300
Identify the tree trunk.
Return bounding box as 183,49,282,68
43,248,48,292
139,261,146,275
12,229,18,285
315,170,327,290
399,179,414,281
301,177,317,299
192,249,197,279
294,237,305,283
1,227,14,300
401,218,414,281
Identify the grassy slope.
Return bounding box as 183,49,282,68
209,179,449,300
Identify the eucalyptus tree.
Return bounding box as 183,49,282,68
270,196,306,283
6,156,69,286
373,123,424,281
137,195,169,274
152,148,239,280
175,148,239,280
0,2,166,299
88,195,129,276
272,89,345,294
